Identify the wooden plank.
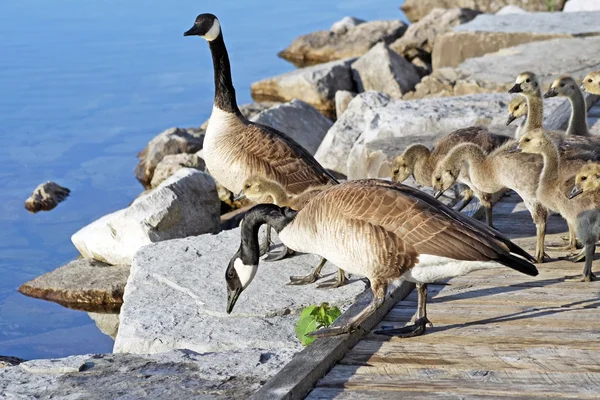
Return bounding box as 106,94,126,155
249,281,414,400
306,388,527,400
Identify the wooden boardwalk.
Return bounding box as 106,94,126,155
307,192,600,399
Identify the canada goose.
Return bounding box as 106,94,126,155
582,70,600,95
432,141,548,263
184,14,340,281
544,75,590,137
508,72,544,133
390,126,511,225
568,162,600,281
506,95,528,138
235,175,344,287
226,180,538,338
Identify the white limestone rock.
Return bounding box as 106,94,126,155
564,0,600,12
495,5,528,14
150,153,205,188
335,90,357,119
71,169,220,265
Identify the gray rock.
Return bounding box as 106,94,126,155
0,356,24,369
19,356,86,374
150,153,205,188
24,181,70,213
335,90,357,119
18,259,129,311
330,16,366,35
251,58,357,117
433,11,600,69
495,5,528,14
72,169,221,265
200,102,277,130
114,228,367,354
250,99,333,155
351,43,420,98
278,20,407,67
315,91,392,174
317,92,517,175
564,0,600,11
135,127,204,189
390,8,481,60
0,349,295,399
401,0,565,23
88,312,120,339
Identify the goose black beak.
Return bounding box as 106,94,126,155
233,192,246,202
184,24,201,36
433,190,444,199
506,114,517,126
508,83,522,94
544,88,558,98
226,286,242,314
569,186,583,199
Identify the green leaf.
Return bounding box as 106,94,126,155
295,303,343,346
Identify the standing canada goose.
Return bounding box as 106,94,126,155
543,75,590,137
235,175,344,287
432,141,549,263
184,14,341,282
226,180,538,338
390,126,511,225
582,70,600,95
568,162,600,281
506,96,528,138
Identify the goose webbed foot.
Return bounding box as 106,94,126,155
288,257,327,286
559,248,586,263
375,317,431,338
580,272,597,282
546,242,581,252
264,246,294,262
316,269,347,289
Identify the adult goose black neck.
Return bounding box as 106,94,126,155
208,33,242,115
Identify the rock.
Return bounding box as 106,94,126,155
495,5,528,14
250,99,333,155
315,91,392,174
564,0,600,12
278,20,407,67
18,259,129,311
88,312,120,339
351,43,420,98
72,169,221,265
317,92,525,175
200,102,277,130
390,8,481,62
19,356,86,374
433,11,600,69
401,0,566,22
24,182,70,213
335,90,357,119
0,349,295,398
0,356,24,369
411,57,432,78
251,58,357,117
150,153,205,188
330,16,365,35
114,228,367,354
135,127,204,189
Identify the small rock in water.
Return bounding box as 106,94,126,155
150,153,205,188
24,182,70,213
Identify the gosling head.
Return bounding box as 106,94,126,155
184,13,221,41
509,71,540,95
517,129,548,154
431,165,459,199
570,162,600,199
582,71,600,96
544,75,580,99
391,155,412,183
234,175,279,203
507,96,527,126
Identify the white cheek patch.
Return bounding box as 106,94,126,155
234,258,257,289
202,19,221,41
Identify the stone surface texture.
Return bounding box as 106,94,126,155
432,11,600,69
495,4,528,14
335,90,357,119
0,349,295,399
114,228,367,355
401,0,565,22
150,153,205,189
278,20,407,66
18,259,129,310
72,169,221,265
250,99,333,155
24,181,70,213
134,127,204,189
251,58,357,116
351,43,420,98
330,16,366,35
88,312,120,340
564,0,600,12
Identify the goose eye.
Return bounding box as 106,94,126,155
589,79,593,83
560,83,565,87
525,78,530,83
582,176,587,181
245,184,250,189
524,138,531,143
227,268,235,278
392,169,399,175
435,176,441,182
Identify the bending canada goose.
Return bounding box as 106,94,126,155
582,70,600,95
506,96,528,138
432,141,548,263
226,180,538,338
544,75,590,137
184,14,341,282
235,175,344,287
568,162,600,281
391,126,511,225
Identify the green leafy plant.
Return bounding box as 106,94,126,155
295,303,342,346
545,0,556,12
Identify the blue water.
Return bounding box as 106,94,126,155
0,0,405,360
